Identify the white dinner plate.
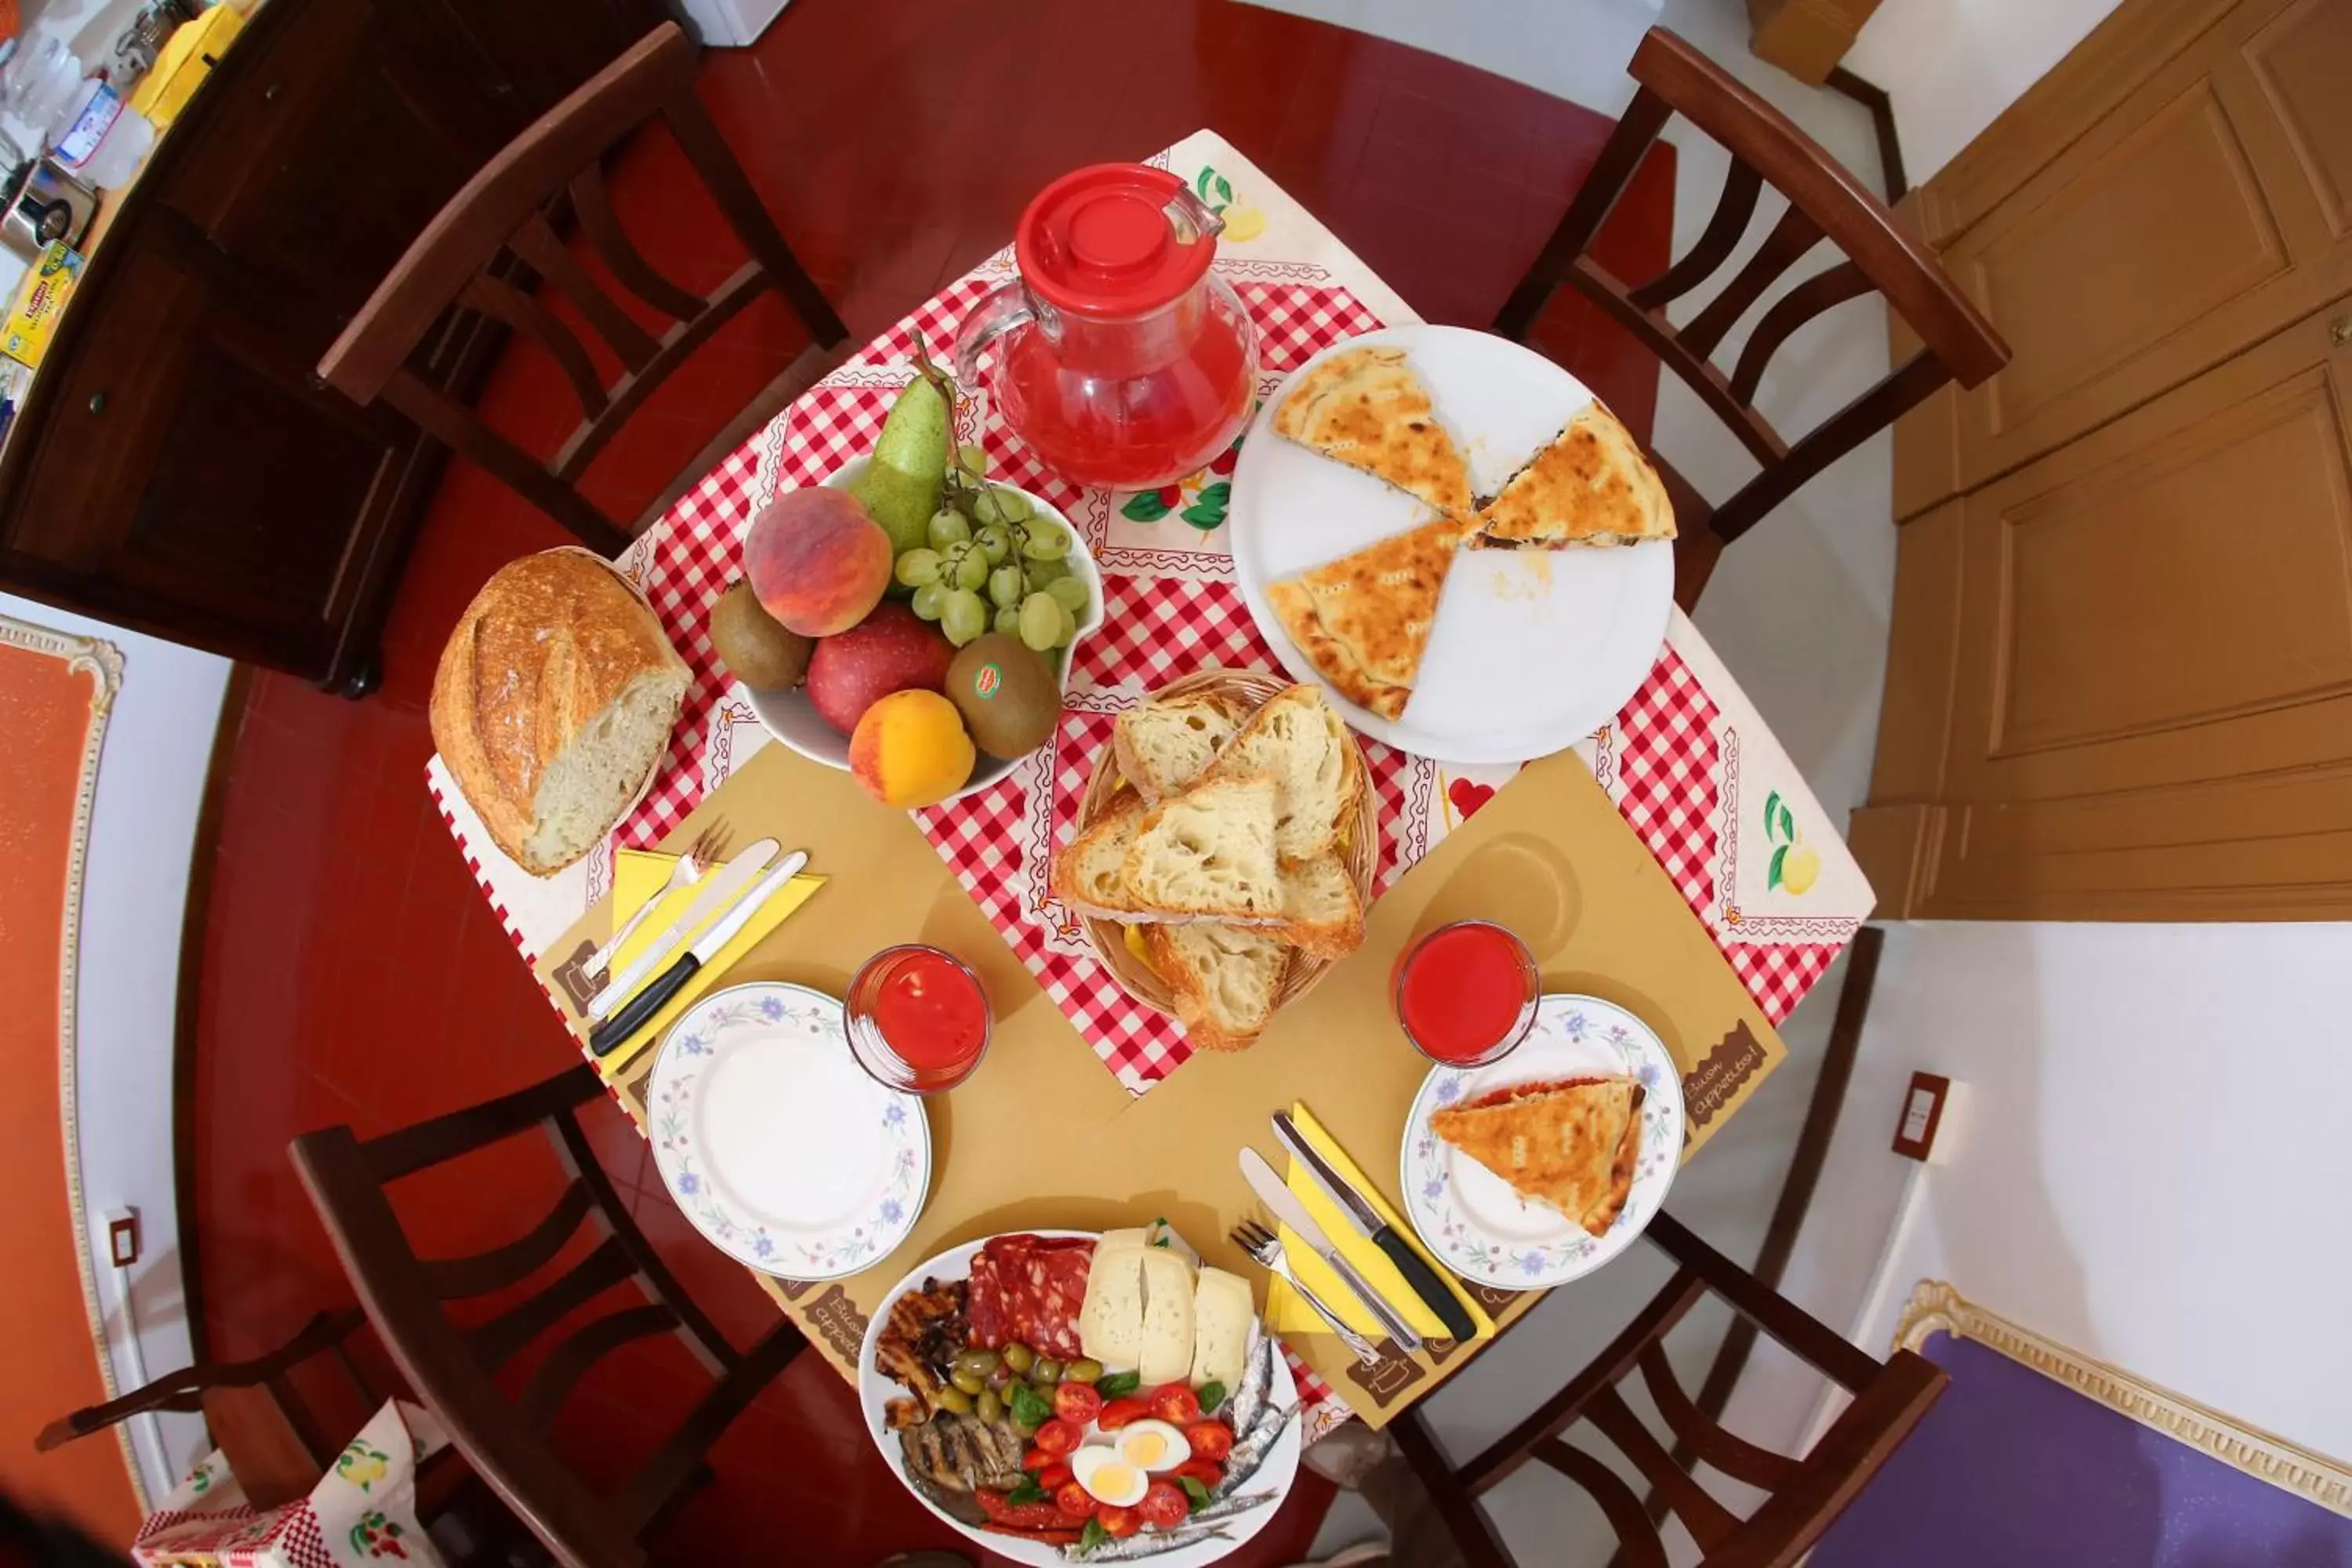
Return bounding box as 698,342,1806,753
856,1231,1302,1566
645,981,928,1280
1400,995,1685,1290
1227,325,1674,764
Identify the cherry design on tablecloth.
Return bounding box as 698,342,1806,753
1116,412,1247,528
1447,778,1495,821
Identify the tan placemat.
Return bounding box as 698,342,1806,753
532,736,1783,1429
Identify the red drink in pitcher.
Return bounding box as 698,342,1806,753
958,164,1260,492
1392,921,1541,1067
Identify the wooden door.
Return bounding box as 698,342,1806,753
1856,303,2352,919
1894,0,2352,517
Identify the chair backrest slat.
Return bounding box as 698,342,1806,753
1637,1344,1798,1491
1584,1385,1740,1550
465,1234,637,1374
509,213,662,369
570,162,706,321
1629,159,1762,311
519,1305,675,1428
421,1176,597,1300
463,271,609,418
1537,1439,1671,1568
1497,27,2006,575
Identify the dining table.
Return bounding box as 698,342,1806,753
425,122,1873,1457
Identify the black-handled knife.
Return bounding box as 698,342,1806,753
1272,1109,1478,1343
589,852,808,1058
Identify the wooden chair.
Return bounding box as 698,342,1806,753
290,1063,807,1568
1495,28,2007,608
317,22,849,557
35,1308,382,1508
1393,1210,1946,1567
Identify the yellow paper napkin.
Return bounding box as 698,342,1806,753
591,848,826,1076
1265,1102,1497,1344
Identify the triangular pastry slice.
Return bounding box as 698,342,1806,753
1267,516,1468,720
1475,401,1675,549
1274,345,1475,521
1428,1076,1645,1236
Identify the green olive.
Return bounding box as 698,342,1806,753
1001,1343,1036,1374
949,1367,988,1396
975,1388,1004,1425
1064,1359,1105,1385
954,1348,1003,1378
1031,1358,1064,1385
933,1385,974,1415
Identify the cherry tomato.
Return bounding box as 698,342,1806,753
1172,1457,1225,1492
1021,1446,1051,1472
1053,1380,1104,1425
1095,1503,1143,1538
1037,1461,1073,1493
1095,1396,1151,1431
1055,1479,1094,1519
1137,1479,1189,1530
1148,1383,1202,1425
1033,1417,1083,1457
1182,1419,1235,1462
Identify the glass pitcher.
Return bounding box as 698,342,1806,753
956,163,1258,492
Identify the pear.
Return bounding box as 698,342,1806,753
848,373,949,579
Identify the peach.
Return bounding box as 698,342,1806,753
744,487,893,637
848,689,975,808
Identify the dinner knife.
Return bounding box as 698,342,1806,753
1273,1111,1479,1344
588,851,810,1057
1239,1147,1423,1354
587,837,779,1021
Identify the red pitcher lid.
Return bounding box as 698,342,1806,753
1015,163,1216,318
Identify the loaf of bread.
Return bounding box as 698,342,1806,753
430,549,689,877
1121,775,1285,921
1204,684,1359,862
1273,855,1364,958
1051,800,1145,918
1144,922,1288,1051
1114,693,1240,802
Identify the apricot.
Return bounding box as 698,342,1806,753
848,689,975,809
744,487,892,637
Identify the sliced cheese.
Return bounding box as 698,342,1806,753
1097,1227,1151,1258
1137,1247,1197,1387
1189,1268,1253,1392
1080,1246,1147,1370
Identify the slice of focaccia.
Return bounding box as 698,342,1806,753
1274,344,1475,521
1475,400,1675,549
1267,516,1468,720
1429,1076,1645,1237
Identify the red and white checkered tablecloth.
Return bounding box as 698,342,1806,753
428,130,1870,1091
425,127,1872,1447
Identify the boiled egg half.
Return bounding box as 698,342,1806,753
1114,1419,1192,1474
1069,1445,1148,1508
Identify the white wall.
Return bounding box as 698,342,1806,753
2,591,228,1501
1724,920,2352,1465
1846,0,2126,183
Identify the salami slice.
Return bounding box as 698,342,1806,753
966,1234,1094,1355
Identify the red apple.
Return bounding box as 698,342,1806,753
805,603,956,735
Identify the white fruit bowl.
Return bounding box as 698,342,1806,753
742,458,1103,805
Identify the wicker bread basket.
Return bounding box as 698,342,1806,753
1071,668,1379,1018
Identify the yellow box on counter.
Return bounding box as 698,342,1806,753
129,4,245,131
3,245,82,369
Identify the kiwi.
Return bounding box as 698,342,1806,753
710,579,812,690
945,634,1059,757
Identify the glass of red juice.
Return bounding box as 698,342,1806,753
1392,920,1541,1067
845,945,993,1094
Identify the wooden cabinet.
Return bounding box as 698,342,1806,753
0,0,672,691
1862,0,2352,920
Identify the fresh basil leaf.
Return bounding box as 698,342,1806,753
1080,1516,1109,1552
1006,1476,1048,1507
1095,1370,1141,1399
1009,1381,1054,1428
1179,1475,1214,1511
1195,1380,1227,1414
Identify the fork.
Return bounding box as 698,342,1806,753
1232,1220,1381,1363
585,819,730,978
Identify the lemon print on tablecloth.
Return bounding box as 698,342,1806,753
1194,164,1264,243
1763,789,1819,895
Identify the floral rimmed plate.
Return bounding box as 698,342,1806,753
648,981,929,1281
1399,994,1684,1291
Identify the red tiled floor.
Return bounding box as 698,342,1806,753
190,3,1671,1562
